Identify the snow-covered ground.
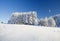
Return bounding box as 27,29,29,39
0,24,60,41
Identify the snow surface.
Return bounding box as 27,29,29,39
0,24,60,41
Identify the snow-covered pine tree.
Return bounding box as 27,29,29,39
48,17,56,27
8,11,38,25
39,17,48,26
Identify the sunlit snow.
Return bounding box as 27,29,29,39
0,24,60,41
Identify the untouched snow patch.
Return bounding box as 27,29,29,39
0,24,60,41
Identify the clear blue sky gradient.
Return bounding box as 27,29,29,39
0,0,60,23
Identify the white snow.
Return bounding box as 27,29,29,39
0,24,60,41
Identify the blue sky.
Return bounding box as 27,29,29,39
0,0,60,23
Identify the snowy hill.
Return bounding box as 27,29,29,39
0,24,60,41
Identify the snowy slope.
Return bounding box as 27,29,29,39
0,24,60,41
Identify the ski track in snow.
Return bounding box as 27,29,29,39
0,24,60,41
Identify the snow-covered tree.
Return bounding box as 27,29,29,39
8,11,38,25
28,11,38,25
39,17,48,26
48,17,56,27
53,14,60,27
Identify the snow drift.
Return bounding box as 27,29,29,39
0,24,60,41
